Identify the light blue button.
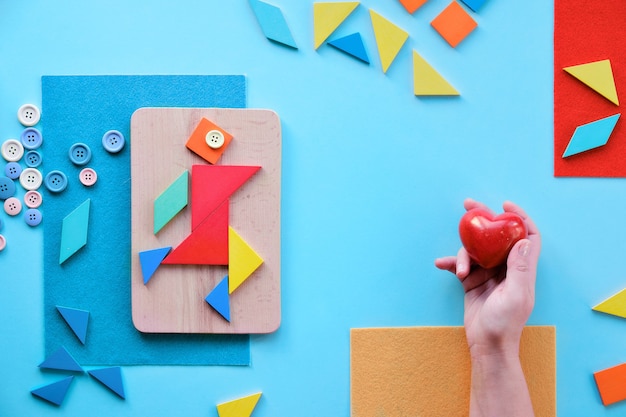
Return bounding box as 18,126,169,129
20,127,43,150
102,130,125,153
24,208,42,227
25,150,42,168
44,170,68,193
68,143,92,166
0,177,16,200
4,162,22,180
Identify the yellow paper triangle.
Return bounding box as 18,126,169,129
564,59,619,105
217,392,262,417
593,288,626,319
313,2,360,49
228,227,264,294
370,10,409,73
413,50,459,96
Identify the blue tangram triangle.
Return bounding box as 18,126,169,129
56,306,89,344
205,276,231,322
88,367,126,399
460,0,488,12
249,0,298,49
328,32,370,64
139,247,172,284
39,346,83,372
31,376,74,406
563,113,621,157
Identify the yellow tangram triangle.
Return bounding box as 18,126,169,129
564,59,619,105
369,9,409,73
228,227,264,294
217,392,262,417
593,288,626,319
412,50,459,96
313,2,360,49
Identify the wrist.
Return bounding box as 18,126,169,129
469,340,520,362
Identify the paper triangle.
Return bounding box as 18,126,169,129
154,170,188,235
249,0,298,48
31,376,74,406
328,32,369,63
206,276,231,321
39,347,83,372
370,10,409,73
56,306,89,344
460,0,488,12
228,227,264,294
139,247,172,284
593,288,626,319
217,392,262,417
88,367,125,399
313,2,360,49
413,50,459,96
562,113,620,157
564,59,619,105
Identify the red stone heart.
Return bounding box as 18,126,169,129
458,208,528,269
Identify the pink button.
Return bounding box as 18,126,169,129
79,167,97,186
4,197,22,216
24,190,43,208
0,234,5,251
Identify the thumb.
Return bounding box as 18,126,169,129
504,239,538,295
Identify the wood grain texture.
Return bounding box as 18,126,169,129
131,108,280,334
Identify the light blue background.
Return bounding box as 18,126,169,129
0,1,624,416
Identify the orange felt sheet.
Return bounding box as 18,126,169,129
351,326,556,417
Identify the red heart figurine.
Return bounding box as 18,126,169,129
458,208,528,269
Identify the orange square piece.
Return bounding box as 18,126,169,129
185,117,233,164
399,0,428,14
431,1,477,48
594,363,626,406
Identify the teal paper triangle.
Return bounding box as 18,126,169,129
328,32,370,64
563,113,621,157
205,276,231,321
139,247,172,284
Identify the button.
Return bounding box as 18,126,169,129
102,130,125,153
24,190,43,208
44,170,68,193
17,103,41,127
0,177,16,200
5,162,22,180
24,150,42,168
4,197,22,215
205,130,225,149
79,167,97,187
69,143,92,165
24,208,42,227
0,234,5,251
19,168,43,191
1,139,24,162
20,127,43,150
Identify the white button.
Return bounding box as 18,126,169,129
17,104,41,127
1,139,24,162
205,130,225,149
19,168,43,191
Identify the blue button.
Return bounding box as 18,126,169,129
20,127,43,150
0,177,16,200
44,170,68,193
24,208,42,227
4,162,22,180
102,130,125,153
69,143,92,166
24,150,42,168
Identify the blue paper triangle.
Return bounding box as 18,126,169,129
39,346,83,372
56,306,89,344
205,276,231,321
88,367,126,399
249,0,298,49
139,247,172,284
563,113,621,157
31,376,74,406
460,0,488,12
328,32,370,64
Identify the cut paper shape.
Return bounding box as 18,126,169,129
249,0,298,49
369,10,408,73
186,118,234,164
594,363,626,406
31,376,74,406
398,0,428,14
459,0,487,12
162,201,229,265
153,170,189,235
39,346,83,372
206,276,231,321
313,2,360,49
593,288,626,319
139,246,172,284
59,198,90,264
562,113,620,157
217,392,262,417
88,367,126,399
431,1,478,48
413,50,459,96
564,59,619,105
328,32,370,64
56,306,89,344
229,227,264,294
351,326,556,417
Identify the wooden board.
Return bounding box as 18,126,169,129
131,108,280,334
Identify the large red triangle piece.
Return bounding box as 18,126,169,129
191,165,261,230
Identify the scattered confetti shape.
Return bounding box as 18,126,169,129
564,59,619,106
593,288,626,319
139,246,172,284
369,10,409,73
154,170,189,235
594,363,626,406
88,367,126,399
59,199,90,264
217,392,262,417
313,2,360,49
206,276,231,322
31,376,74,406
459,0,487,12
185,118,234,164
56,306,89,344
398,0,428,14
562,113,620,157
39,346,83,372
431,1,477,48
413,50,459,96
228,227,264,294
249,0,298,49
328,32,370,63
